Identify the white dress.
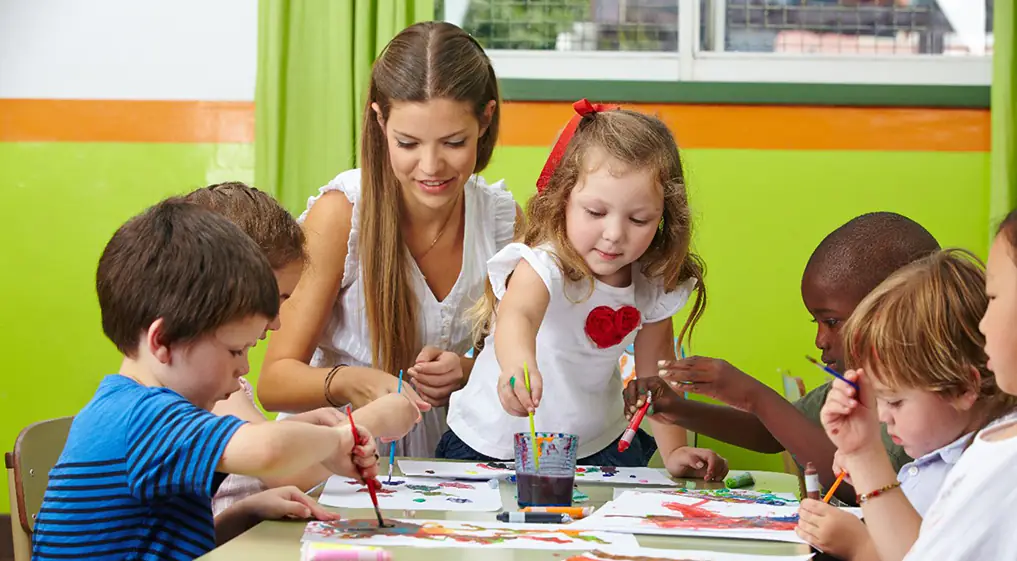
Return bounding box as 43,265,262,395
903,417,1017,560
446,243,695,460
297,169,516,458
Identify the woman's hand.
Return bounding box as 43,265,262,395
407,346,465,407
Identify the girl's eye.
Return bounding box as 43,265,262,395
886,400,902,408
396,140,417,149
230,350,244,357
630,218,649,226
585,209,605,218
446,140,466,147
823,319,840,328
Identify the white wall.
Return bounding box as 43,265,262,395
0,0,257,100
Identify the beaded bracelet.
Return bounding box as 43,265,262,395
323,364,348,408
857,481,902,504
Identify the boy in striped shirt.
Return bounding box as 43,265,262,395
31,199,379,561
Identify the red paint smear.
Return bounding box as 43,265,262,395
603,500,798,532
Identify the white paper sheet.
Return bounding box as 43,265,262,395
318,475,503,512
302,518,641,550
570,490,804,543
397,459,514,480
574,466,677,486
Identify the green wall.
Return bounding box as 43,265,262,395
0,141,989,512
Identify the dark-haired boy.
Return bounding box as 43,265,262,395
32,199,378,561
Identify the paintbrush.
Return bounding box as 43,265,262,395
523,362,539,470
805,356,860,391
387,369,404,484
823,471,847,503
346,405,386,527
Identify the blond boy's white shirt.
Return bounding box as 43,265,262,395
903,416,1017,560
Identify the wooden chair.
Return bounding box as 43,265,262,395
5,417,73,561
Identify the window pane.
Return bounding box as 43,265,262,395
441,0,680,51
709,0,992,56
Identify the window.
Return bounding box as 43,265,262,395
440,0,992,86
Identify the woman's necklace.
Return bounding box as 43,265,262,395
414,190,462,261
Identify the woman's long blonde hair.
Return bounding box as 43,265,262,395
473,108,706,348
359,22,500,375
844,248,1017,432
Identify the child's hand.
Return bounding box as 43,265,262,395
796,498,869,559
323,425,380,482
657,356,764,412
233,486,341,522
820,369,881,458
664,446,729,481
831,450,855,488
284,407,346,427
366,392,427,442
623,377,681,425
408,346,465,407
497,364,542,417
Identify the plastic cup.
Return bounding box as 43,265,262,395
514,432,578,507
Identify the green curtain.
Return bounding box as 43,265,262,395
990,0,1016,232
256,0,435,214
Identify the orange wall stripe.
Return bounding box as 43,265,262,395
0,99,988,151
500,102,989,152
0,99,254,143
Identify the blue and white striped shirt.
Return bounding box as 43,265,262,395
32,375,246,560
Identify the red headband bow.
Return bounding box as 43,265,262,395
535,98,620,193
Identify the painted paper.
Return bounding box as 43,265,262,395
574,466,677,486
318,475,502,512
302,518,641,550
612,487,799,506
569,490,804,543
397,459,514,480
565,546,813,561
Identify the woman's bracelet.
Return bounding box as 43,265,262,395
857,481,902,504
323,364,348,408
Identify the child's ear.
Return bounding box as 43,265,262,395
145,318,172,364
956,365,983,410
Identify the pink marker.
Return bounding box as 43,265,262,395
302,544,392,561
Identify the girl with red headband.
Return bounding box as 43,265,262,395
440,100,727,473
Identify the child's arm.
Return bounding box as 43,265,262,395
219,421,377,480
796,499,874,561
214,486,339,544
625,378,785,452
650,359,847,496
635,320,728,480
823,370,921,561
493,259,551,415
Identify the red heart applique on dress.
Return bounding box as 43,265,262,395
584,305,641,349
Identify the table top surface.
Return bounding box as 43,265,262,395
198,463,812,560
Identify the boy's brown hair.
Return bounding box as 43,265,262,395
844,248,1017,427
184,182,305,270
96,198,280,355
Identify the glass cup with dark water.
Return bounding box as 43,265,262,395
513,432,578,507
